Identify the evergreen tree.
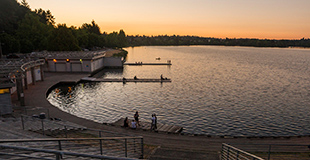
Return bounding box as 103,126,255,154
48,24,80,51
16,12,52,52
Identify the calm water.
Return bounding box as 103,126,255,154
47,46,310,137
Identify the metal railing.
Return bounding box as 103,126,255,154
20,114,133,137
0,137,143,159
221,143,264,160
227,143,310,160
0,143,138,160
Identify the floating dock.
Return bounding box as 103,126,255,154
123,62,172,65
111,118,183,134
81,77,171,83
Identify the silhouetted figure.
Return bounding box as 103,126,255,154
123,117,129,127
134,76,138,80
154,114,157,130
160,74,164,80
151,114,156,131
134,111,140,126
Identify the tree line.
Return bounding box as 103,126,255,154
127,35,310,48
0,0,127,54
1,0,309,55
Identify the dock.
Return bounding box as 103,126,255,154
123,62,172,65
111,118,183,134
80,77,172,83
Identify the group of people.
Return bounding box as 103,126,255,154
123,111,157,131
160,74,168,80
135,62,143,65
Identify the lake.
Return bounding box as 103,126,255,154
47,46,310,137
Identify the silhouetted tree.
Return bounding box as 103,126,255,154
80,20,101,35
16,12,52,52
35,8,55,25
48,24,80,51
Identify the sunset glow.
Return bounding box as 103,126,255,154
25,0,310,39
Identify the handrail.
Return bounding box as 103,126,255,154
0,144,138,160
222,143,264,160
0,137,143,143
20,114,135,137
226,143,310,147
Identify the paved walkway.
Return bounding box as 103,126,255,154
10,72,310,159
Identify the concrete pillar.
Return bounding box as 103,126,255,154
31,67,36,85
16,78,25,106
40,65,44,81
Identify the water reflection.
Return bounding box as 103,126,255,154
47,46,310,136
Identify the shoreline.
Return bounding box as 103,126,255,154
10,72,310,158
38,73,310,139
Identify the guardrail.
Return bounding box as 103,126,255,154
0,137,143,159
221,143,264,160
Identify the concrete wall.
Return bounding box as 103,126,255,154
47,59,94,72
103,57,123,67
35,66,41,81
91,58,104,72
47,57,123,72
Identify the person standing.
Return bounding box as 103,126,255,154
123,117,129,127
151,114,156,131
134,111,140,126
154,114,157,130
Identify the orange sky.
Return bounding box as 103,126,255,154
25,0,310,39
